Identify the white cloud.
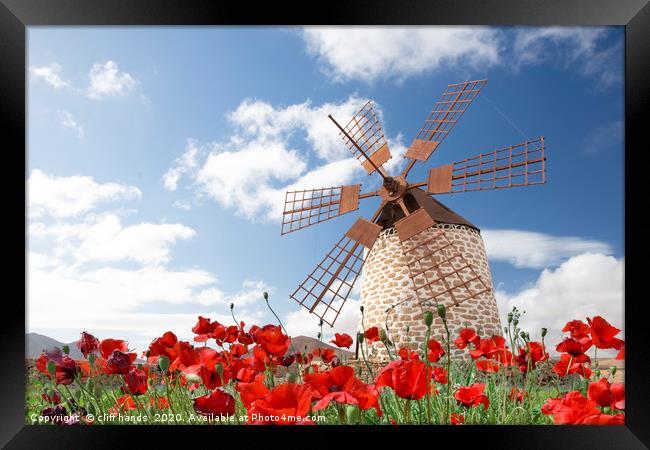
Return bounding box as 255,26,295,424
57,110,84,139
302,27,502,83
283,298,361,340
495,252,624,356
482,229,612,269
29,63,69,89
28,169,141,219
165,96,404,222
86,60,137,100
585,120,624,156
513,27,622,88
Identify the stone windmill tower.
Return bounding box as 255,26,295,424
281,79,546,359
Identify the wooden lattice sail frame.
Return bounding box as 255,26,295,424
282,79,547,326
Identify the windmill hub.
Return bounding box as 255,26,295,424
379,176,407,202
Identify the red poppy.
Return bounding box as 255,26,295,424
515,342,548,373
41,390,61,404
616,346,625,360
364,327,380,343
184,347,230,389
375,358,433,401
229,343,248,358
398,347,420,361
541,391,601,425
191,316,226,343
106,350,136,375
77,332,100,358
279,355,295,367
99,339,129,359
247,383,315,425
313,347,337,364
451,413,465,425
476,359,500,373
508,387,528,403
193,389,236,417
148,331,178,360
433,367,448,384
252,324,290,357
454,328,480,349
469,338,499,360
562,320,591,340
552,354,593,378
427,338,445,363
224,325,239,344
580,413,625,425
556,338,592,360
168,340,200,371
588,378,625,410
36,348,78,385
236,380,271,409
109,394,137,414
330,333,353,349
454,383,489,410
588,316,624,350
123,366,148,395
238,322,255,345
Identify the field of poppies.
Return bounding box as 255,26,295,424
26,295,625,426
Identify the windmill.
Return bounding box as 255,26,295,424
281,79,546,353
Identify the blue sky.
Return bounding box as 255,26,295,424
27,26,624,354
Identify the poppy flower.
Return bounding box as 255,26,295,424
36,348,78,385
99,339,129,359
148,331,178,360
236,380,271,409
252,324,290,357
77,332,100,358
109,394,137,414
248,383,315,425
556,338,592,359
454,383,489,410
508,387,528,403
469,338,499,360
541,391,601,425
562,320,591,340
588,378,625,410
398,347,420,361
184,347,230,389
427,339,445,363
375,358,433,401
515,342,548,373
454,328,480,349
364,327,380,343
580,413,625,425
279,355,295,367
191,316,226,343
193,389,236,417
123,366,148,395
616,346,625,360
433,367,448,384
587,316,625,350
40,405,69,425
229,343,248,358
450,413,465,425
106,350,136,375
330,333,353,349
552,354,593,379
475,359,500,373
238,322,255,345
313,347,337,364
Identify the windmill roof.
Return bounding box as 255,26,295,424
409,188,479,231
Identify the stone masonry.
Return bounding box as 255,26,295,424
359,224,502,361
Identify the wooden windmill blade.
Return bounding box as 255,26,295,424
339,101,392,175
394,207,491,312
403,79,487,171
290,217,383,326
424,137,546,195
281,184,368,235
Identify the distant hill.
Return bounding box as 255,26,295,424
26,332,84,359
290,335,355,358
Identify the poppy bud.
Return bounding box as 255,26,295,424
62,345,70,355
230,303,234,310
184,373,202,384
357,332,364,344
541,328,547,338
513,318,519,327
595,369,601,379
158,355,170,373
507,312,513,324
610,366,617,376
437,304,446,320
46,361,56,376
263,292,269,301
423,311,434,327
317,332,321,340
379,328,388,342
319,319,323,327
360,305,364,313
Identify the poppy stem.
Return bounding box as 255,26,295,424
423,325,433,424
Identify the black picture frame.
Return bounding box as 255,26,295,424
2,0,648,448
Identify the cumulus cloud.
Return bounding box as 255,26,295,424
86,60,137,100
302,27,502,83
495,252,624,356
57,110,84,139
164,96,405,222
29,63,69,89
28,169,141,219
513,27,622,88
482,229,613,269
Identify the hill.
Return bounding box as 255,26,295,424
26,332,84,359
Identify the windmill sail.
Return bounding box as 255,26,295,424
405,79,487,163
290,218,381,326
394,208,491,311
340,101,392,175
426,138,546,194
281,185,361,235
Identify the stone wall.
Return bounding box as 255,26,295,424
359,224,502,361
